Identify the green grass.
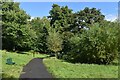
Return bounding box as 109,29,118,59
43,57,118,78
1,50,48,78
1,50,118,78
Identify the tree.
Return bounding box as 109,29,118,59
48,4,61,26
30,17,50,52
74,7,105,32
2,2,33,51
47,28,63,57
61,31,74,55
63,23,118,64
48,4,74,32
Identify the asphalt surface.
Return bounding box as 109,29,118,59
19,58,53,80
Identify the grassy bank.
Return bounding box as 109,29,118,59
1,50,48,78
43,57,118,78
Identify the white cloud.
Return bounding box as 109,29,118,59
105,14,117,22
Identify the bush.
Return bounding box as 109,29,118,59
60,32,73,58
63,23,119,64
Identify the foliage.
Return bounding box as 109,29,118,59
47,28,63,54
64,23,118,64
61,31,74,55
2,2,36,51
48,4,74,32
74,7,105,29
48,4,105,34
2,2,119,65
30,17,50,52
17,24,37,51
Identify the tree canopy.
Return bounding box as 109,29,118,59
2,2,119,64
2,2,34,50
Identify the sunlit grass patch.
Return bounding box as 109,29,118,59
43,57,118,78
1,50,48,78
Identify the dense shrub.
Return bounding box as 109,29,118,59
61,32,74,54
63,23,119,64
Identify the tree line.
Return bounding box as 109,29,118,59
2,2,120,64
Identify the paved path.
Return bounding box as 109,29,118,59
19,58,53,80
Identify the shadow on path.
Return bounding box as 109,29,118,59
19,58,53,80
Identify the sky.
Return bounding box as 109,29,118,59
14,0,120,2
19,2,118,21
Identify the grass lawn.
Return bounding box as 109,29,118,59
43,57,118,78
1,50,118,78
1,50,48,78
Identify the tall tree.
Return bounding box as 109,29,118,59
47,28,63,56
74,7,105,32
48,4,74,32
30,17,50,52
2,2,33,51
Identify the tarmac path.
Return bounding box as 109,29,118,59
19,58,53,80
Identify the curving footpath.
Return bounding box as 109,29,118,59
19,58,53,80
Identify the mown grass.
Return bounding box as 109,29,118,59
1,50,118,79
43,57,118,78
1,50,48,78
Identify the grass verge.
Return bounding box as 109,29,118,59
1,50,48,78
43,57,118,78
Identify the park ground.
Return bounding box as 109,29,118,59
0,50,118,79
